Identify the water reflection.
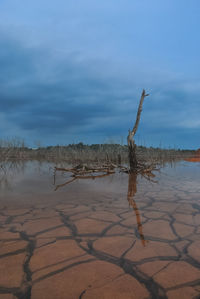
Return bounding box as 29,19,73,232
0,160,55,196
127,173,148,246
54,167,148,246
0,161,26,191
1,160,200,298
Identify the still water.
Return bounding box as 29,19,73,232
0,160,200,298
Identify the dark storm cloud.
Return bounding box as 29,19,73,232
0,31,200,148
13,101,111,133
0,32,123,138
0,36,36,82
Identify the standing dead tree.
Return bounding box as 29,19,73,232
127,89,149,172
54,89,158,179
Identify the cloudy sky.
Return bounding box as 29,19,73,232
0,0,200,148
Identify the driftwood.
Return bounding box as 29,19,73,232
54,161,158,192
54,163,115,191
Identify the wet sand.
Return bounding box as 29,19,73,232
0,161,200,298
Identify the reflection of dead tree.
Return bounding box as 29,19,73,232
128,89,150,173
54,163,115,191
0,160,25,191
127,173,148,246
54,177,77,191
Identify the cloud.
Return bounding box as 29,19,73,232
179,120,200,129
0,32,127,141
0,29,200,148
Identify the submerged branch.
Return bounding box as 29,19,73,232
54,163,115,190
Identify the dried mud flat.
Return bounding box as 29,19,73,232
0,163,200,299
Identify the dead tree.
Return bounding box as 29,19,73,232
127,89,149,172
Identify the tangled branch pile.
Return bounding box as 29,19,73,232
54,160,159,191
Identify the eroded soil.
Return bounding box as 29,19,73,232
0,161,200,299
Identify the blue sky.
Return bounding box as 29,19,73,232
0,0,200,148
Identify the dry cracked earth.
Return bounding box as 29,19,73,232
0,163,200,299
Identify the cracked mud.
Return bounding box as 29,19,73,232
0,161,200,298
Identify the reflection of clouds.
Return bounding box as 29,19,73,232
0,161,54,193
177,181,200,192
156,163,200,193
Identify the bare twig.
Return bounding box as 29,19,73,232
131,89,149,136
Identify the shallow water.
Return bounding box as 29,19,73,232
0,160,200,298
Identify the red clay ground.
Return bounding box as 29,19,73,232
0,164,200,299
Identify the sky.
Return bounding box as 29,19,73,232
0,0,200,149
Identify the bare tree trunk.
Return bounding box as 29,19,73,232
127,89,149,172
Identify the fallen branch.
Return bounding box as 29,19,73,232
54,163,116,176
54,163,116,190
54,160,159,190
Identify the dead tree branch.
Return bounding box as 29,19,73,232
54,163,115,190
132,89,149,136
127,89,149,172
